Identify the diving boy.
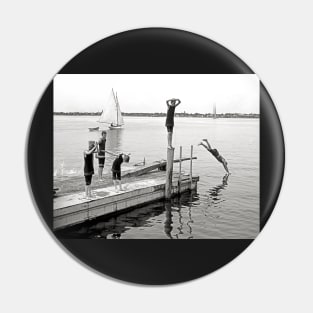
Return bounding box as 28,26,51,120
198,139,230,174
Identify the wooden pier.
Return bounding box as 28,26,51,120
54,170,199,230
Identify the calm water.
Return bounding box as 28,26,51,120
54,116,259,239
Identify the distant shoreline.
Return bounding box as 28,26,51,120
54,112,260,118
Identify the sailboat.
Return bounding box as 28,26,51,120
97,88,124,130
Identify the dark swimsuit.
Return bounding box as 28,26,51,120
165,105,176,132
98,138,106,167
84,153,94,185
112,154,123,180
210,149,224,163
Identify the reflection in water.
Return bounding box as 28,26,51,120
163,192,197,239
208,173,229,205
56,192,199,239
164,202,173,239
204,174,229,224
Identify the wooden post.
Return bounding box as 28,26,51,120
165,147,175,199
190,145,193,183
178,146,182,194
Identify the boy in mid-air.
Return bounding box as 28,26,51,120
199,139,230,174
165,98,181,149
84,141,97,198
104,150,130,192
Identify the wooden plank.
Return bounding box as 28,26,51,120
122,156,197,178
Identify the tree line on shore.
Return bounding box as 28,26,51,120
54,112,259,118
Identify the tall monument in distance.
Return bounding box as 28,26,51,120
213,103,217,119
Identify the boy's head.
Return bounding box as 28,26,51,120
101,130,107,138
123,155,130,163
88,141,95,149
169,99,176,106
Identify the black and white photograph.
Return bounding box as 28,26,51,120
53,74,259,239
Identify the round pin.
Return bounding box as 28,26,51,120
27,28,284,284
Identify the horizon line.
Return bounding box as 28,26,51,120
53,111,260,115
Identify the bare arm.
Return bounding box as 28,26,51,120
199,142,210,151
175,99,181,107
84,145,97,155
103,150,119,157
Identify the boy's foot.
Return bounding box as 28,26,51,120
198,142,203,146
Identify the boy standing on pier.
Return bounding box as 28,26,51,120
84,141,97,198
165,98,181,149
96,130,107,181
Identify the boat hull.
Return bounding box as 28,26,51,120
109,125,123,130
88,127,99,131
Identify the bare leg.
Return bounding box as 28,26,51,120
87,186,91,198
98,167,103,181
113,179,117,191
203,139,212,150
89,185,94,197
119,180,124,191
167,132,173,149
85,185,88,198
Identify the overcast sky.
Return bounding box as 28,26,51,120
54,74,259,114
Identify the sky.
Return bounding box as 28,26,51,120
54,74,259,114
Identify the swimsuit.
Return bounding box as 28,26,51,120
112,154,123,180
84,153,94,185
210,149,224,163
165,105,176,132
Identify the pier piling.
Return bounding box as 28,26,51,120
190,145,193,183
165,147,175,199
178,146,182,194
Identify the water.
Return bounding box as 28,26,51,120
54,116,259,239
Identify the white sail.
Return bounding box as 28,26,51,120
98,89,124,125
115,93,124,125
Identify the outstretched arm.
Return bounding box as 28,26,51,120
198,142,210,151
84,145,97,155
103,150,119,157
